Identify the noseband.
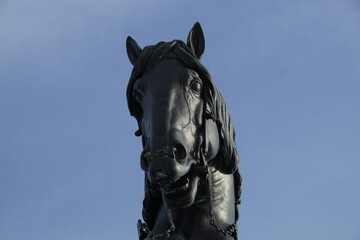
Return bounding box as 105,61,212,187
142,147,175,167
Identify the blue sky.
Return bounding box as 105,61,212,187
1,0,360,239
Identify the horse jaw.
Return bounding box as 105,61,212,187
160,171,200,209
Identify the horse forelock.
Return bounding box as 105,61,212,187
126,40,210,117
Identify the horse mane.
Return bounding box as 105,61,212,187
126,40,241,229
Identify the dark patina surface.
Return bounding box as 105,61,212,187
126,22,242,240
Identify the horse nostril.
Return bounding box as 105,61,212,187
173,144,186,163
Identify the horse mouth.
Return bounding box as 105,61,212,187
162,173,190,197
160,172,200,209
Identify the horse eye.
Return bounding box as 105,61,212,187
190,80,202,94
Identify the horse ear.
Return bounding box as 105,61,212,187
187,22,205,60
126,36,142,65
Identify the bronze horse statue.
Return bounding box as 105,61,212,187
126,22,242,240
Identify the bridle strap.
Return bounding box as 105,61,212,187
166,208,176,232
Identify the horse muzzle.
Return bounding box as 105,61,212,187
141,145,193,185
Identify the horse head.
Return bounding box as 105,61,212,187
126,23,241,236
